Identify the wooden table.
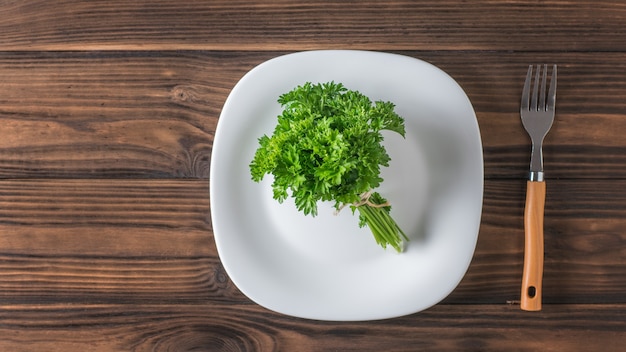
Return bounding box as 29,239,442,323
1,1,625,351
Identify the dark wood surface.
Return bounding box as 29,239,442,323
1,1,625,351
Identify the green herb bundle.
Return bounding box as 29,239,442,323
250,82,408,252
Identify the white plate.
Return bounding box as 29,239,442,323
210,50,483,321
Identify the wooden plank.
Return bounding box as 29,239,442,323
0,179,233,305
1,51,626,179
0,51,236,178
0,179,624,305
0,303,623,351
0,1,624,51
0,179,210,234
0,254,241,305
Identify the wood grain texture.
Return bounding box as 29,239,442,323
0,51,232,178
1,1,625,350
0,0,625,51
1,51,626,179
0,304,624,352
1,179,624,306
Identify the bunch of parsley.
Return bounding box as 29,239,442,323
250,81,408,252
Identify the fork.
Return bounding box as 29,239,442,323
520,64,557,311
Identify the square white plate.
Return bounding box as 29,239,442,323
210,50,483,321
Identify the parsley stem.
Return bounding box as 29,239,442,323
356,204,408,253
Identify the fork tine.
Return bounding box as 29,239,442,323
538,64,547,111
547,64,557,111
521,65,532,110
531,65,540,110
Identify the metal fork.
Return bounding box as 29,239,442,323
520,64,557,311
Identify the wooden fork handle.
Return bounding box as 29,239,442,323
521,180,545,311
